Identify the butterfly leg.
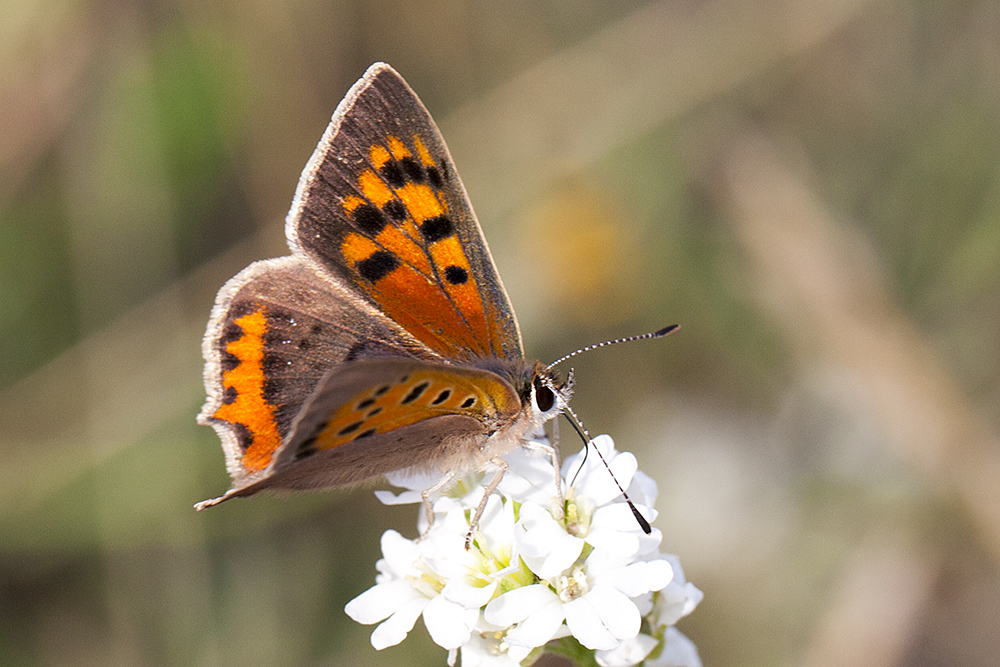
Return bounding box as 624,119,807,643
522,435,565,522
420,469,459,538
465,457,508,550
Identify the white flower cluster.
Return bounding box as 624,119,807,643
345,435,702,667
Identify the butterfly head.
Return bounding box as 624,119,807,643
529,362,574,423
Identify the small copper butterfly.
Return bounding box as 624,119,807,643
196,63,575,529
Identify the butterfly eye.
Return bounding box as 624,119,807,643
534,380,555,413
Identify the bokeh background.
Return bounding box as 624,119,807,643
3,0,1000,665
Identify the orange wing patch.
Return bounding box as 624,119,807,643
301,367,519,454
212,309,282,472
412,136,435,167
338,134,494,360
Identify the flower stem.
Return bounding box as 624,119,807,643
545,637,601,667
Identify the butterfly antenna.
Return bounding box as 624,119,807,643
548,324,680,369
563,406,651,535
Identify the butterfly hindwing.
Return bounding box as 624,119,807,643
274,358,522,474
198,256,433,484
288,63,522,362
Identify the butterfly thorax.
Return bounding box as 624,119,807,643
466,358,567,413
450,357,570,467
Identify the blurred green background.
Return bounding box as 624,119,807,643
3,0,1000,665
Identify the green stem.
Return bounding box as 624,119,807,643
543,637,601,667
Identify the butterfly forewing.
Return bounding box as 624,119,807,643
199,257,433,481
289,64,522,362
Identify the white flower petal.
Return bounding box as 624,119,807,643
636,527,664,556
628,470,658,507
662,553,686,581
459,633,530,667
595,632,658,667
586,526,640,557
378,530,421,575
497,442,561,506
646,627,702,667
385,467,443,491
634,591,654,616
442,577,498,609
484,583,558,626
345,581,421,624
658,581,704,626
517,503,584,578
563,595,620,651
586,584,641,641
373,489,424,505
369,597,427,649
515,503,561,555
652,553,703,625
505,598,566,649
598,559,674,598
423,595,478,649
645,559,675,593
523,534,584,580
583,548,633,579
474,494,511,544
591,502,646,529
505,642,535,664
596,453,639,506
567,445,638,507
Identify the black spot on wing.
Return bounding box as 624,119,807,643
401,381,430,404
380,161,405,187
228,301,257,320
337,421,364,436
220,321,244,345
220,351,239,373
444,265,468,284
383,200,407,220
233,423,253,452
295,435,317,460
431,389,451,405
420,216,454,242
400,157,425,183
426,166,443,189
353,205,387,235
356,251,400,282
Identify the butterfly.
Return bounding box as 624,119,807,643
196,63,574,536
